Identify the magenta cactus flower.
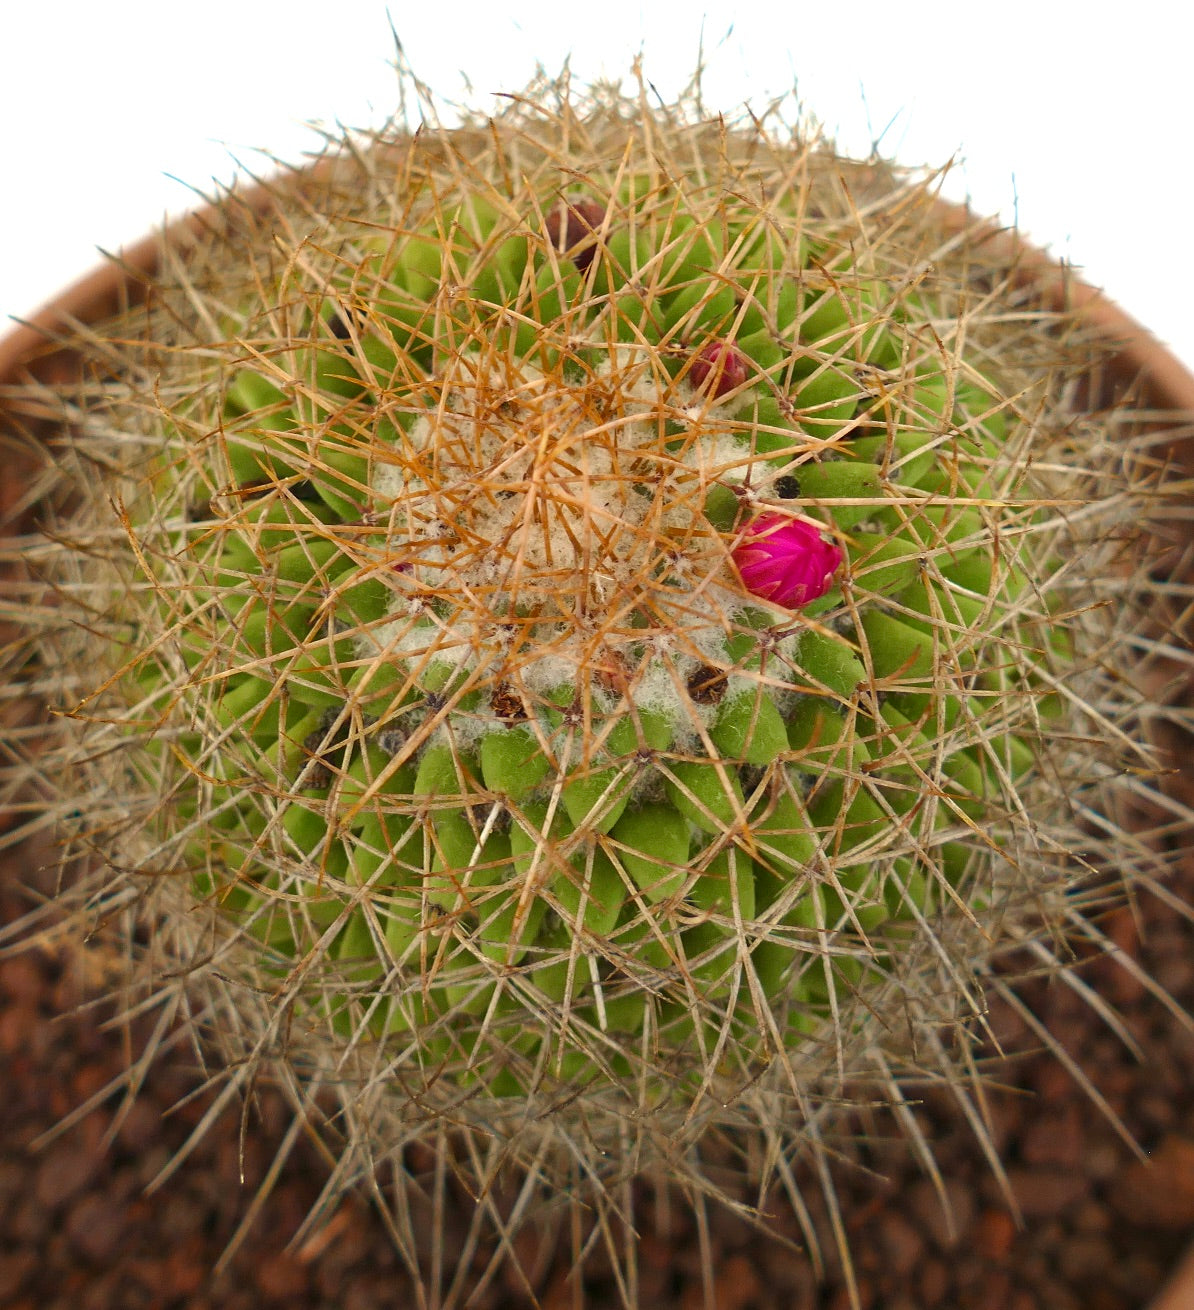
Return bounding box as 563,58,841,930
733,512,843,607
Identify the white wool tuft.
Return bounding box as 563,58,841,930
360,350,806,728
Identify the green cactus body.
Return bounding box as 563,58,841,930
101,141,1101,1077
134,140,1087,1094
6,74,1168,1282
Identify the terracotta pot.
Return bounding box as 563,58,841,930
2,183,1194,1307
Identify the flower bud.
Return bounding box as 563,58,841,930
689,340,749,398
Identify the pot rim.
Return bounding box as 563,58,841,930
0,180,287,391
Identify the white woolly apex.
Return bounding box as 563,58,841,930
363,347,777,714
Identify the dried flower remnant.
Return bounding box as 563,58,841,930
733,512,843,608
545,197,606,272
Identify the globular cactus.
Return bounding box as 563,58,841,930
1,68,1176,1296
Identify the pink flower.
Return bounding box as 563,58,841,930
732,513,842,608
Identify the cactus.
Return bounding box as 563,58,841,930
0,68,1180,1299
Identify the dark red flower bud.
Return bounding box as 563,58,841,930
689,340,749,399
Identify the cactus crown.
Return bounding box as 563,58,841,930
1,67,1171,1295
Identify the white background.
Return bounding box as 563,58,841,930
2,2,1190,372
